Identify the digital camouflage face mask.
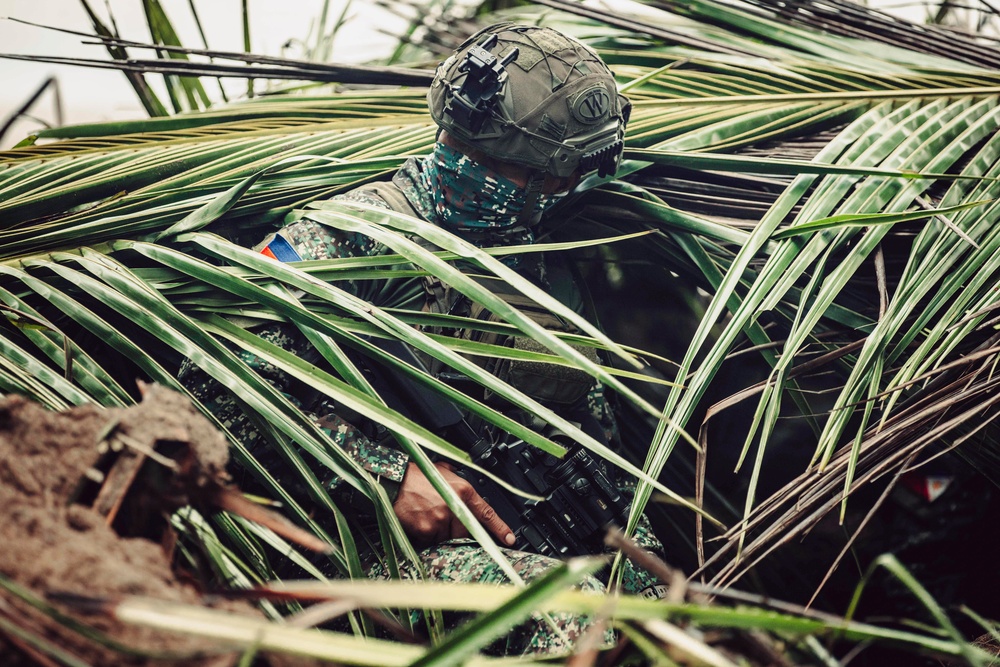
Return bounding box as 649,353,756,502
415,142,560,232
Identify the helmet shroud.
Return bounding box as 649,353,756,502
428,23,630,179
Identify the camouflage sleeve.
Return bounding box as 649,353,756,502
179,322,409,506
255,191,384,263
240,189,410,492
272,216,381,262
315,413,408,485
254,190,426,311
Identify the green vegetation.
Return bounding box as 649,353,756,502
1,0,999,663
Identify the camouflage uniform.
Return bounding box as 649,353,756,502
181,149,666,655
372,539,612,655
182,16,667,652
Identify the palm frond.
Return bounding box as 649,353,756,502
4,1,1000,660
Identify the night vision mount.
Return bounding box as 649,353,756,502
445,33,519,135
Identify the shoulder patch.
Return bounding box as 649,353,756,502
572,86,611,124
260,234,302,262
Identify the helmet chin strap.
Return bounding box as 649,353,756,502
516,171,546,226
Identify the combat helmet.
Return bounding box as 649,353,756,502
428,23,630,180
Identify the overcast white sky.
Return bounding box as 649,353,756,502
0,0,405,147
0,0,941,149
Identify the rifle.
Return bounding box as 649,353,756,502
358,339,631,558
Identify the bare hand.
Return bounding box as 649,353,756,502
393,462,515,548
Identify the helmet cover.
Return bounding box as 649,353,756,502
428,23,630,179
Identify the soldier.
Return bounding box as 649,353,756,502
182,22,664,655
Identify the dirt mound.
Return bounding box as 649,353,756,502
0,384,253,666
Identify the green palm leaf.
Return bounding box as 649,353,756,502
4,0,1000,661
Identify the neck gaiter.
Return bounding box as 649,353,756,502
415,142,558,232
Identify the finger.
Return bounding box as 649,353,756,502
464,488,515,546
437,461,456,472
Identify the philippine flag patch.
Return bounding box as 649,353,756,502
260,234,302,262
902,472,953,503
